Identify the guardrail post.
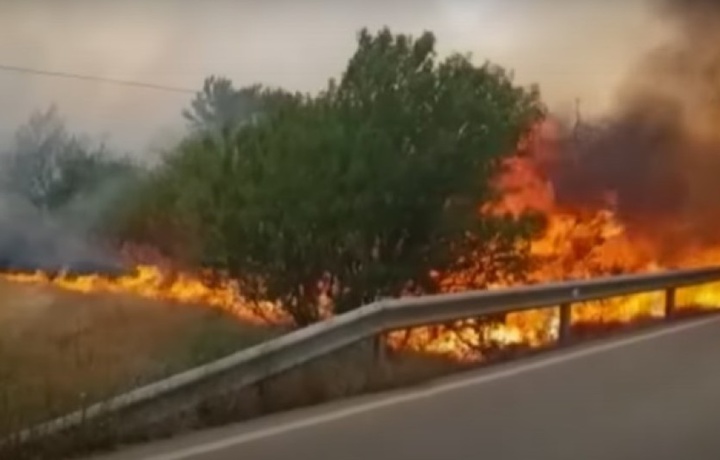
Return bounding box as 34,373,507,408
373,333,386,364
558,303,573,345
665,287,676,319
257,379,270,413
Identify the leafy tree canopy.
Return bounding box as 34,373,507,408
144,28,546,325
182,76,300,135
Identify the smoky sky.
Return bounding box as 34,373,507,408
0,0,665,154
544,0,720,253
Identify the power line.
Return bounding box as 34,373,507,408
0,63,197,95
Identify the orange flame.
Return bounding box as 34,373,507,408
0,265,289,326
391,119,720,360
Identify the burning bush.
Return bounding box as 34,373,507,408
119,28,544,326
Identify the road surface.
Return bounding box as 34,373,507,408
93,315,720,460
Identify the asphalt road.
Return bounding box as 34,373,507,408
94,315,720,460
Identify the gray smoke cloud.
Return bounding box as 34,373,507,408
0,192,126,275
0,0,663,151
544,0,720,255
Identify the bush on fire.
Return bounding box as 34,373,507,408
122,28,546,326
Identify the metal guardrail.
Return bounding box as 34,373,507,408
12,266,720,443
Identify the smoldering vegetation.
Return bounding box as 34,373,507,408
536,0,720,256
0,193,126,275
0,106,133,276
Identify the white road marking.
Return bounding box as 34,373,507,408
139,315,720,460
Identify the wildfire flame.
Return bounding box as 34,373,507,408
0,265,289,326
389,119,720,359
2,120,720,362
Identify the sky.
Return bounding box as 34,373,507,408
0,0,671,156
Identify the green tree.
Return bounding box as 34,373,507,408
0,106,138,225
220,29,540,323
183,76,299,134
2,105,78,210
110,135,239,262
148,28,545,325
117,83,303,259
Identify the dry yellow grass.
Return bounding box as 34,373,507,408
0,280,277,435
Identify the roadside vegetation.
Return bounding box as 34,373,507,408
0,280,278,437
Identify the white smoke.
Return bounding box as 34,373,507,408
0,0,670,152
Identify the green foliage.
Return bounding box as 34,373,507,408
115,85,304,260
110,136,237,260
182,76,300,134
141,27,546,325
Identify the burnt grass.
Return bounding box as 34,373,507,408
3,306,716,460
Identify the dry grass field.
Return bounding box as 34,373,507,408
0,280,278,436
